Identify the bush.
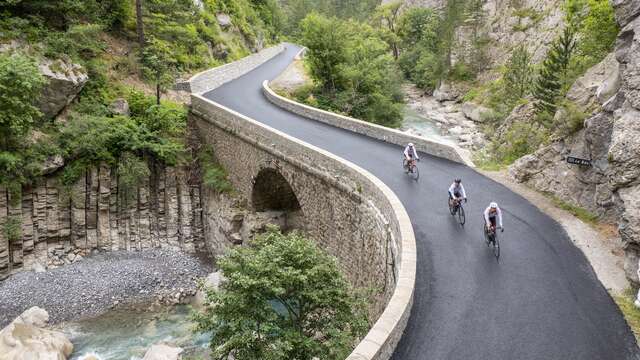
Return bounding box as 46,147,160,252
198,146,233,194
553,100,587,136
3,217,22,243
193,226,369,360
490,121,549,164
117,152,150,204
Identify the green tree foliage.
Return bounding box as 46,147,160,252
140,37,178,104
503,45,533,102
533,26,577,115
372,1,402,60
194,226,369,360
280,0,379,36
397,7,442,90
300,13,404,127
0,53,46,150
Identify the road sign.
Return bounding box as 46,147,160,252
566,156,591,166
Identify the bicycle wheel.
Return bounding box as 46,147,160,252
448,199,456,215
458,205,466,226
412,165,419,181
493,235,500,261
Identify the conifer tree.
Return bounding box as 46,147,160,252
533,26,577,115
503,45,533,102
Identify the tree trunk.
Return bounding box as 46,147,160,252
156,83,161,105
135,0,145,47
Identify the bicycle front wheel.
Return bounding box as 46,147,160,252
458,205,466,226
412,165,419,181
493,236,500,261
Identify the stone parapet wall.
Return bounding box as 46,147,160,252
176,44,285,94
0,164,205,279
190,94,416,360
262,80,473,166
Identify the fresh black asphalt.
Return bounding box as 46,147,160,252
204,45,640,360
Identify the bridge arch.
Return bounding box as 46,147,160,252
251,167,305,231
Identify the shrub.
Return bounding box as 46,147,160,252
198,146,233,194
553,100,587,136
491,121,549,164
193,226,369,360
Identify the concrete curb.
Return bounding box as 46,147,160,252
262,80,474,167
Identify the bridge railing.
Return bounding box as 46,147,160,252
263,73,473,167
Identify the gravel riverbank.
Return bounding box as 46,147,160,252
0,249,213,327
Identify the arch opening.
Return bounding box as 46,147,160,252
251,168,305,232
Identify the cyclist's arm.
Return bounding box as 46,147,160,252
448,183,455,197
460,184,467,198
483,208,490,225
413,148,420,160
403,147,410,159
497,208,503,228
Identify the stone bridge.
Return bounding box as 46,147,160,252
186,45,417,359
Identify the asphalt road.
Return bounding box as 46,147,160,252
204,45,640,360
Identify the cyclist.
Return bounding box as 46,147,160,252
448,178,467,209
403,143,419,172
484,202,504,235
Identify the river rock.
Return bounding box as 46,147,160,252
38,59,89,119
142,343,183,360
433,81,461,102
0,307,73,360
192,271,226,308
460,102,491,122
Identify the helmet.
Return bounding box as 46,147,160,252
490,202,498,209
454,178,461,183
408,143,414,147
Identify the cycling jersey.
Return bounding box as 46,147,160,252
403,145,419,160
484,206,503,228
448,183,466,199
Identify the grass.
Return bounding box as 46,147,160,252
614,288,640,343
545,193,599,224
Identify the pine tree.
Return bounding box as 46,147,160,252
503,45,533,102
533,26,577,115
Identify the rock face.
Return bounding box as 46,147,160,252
38,59,89,119
510,0,640,284
216,13,232,28
0,307,73,360
109,98,130,117
461,102,491,123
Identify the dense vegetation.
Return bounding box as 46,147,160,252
194,226,369,360
297,13,404,127
0,0,283,194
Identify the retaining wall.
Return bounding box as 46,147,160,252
176,44,285,94
263,80,474,166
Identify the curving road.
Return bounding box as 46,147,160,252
204,45,640,360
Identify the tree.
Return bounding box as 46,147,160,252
533,26,577,116
194,226,369,360
0,53,45,150
140,37,177,104
135,0,145,47
503,45,533,102
372,1,402,60
300,13,348,92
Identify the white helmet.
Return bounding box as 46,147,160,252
490,202,498,209
408,143,414,147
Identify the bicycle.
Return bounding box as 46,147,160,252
448,197,466,226
483,224,501,261
403,158,419,181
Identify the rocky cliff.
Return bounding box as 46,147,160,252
510,0,640,283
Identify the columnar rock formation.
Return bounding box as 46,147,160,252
0,163,205,279
510,0,640,283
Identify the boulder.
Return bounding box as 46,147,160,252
608,106,640,188
216,13,233,28
143,343,183,360
109,98,130,117
0,307,73,360
192,271,226,308
566,52,619,110
38,59,88,119
460,102,491,122
433,81,461,102
41,155,65,175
